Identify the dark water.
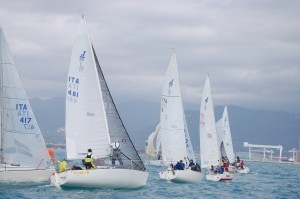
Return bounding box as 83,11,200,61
1,151,300,199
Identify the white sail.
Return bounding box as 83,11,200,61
216,118,224,155
146,123,161,157
145,131,157,156
183,112,196,162
0,27,53,180
199,76,220,168
65,18,111,159
155,123,161,154
216,106,235,163
160,53,189,162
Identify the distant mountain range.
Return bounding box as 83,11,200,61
30,97,300,153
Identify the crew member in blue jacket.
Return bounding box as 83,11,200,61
174,160,185,170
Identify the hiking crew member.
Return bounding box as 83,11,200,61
174,160,185,170
189,159,201,172
83,149,97,169
189,159,196,168
240,160,245,169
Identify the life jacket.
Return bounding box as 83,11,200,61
85,153,93,163
84,153,96,168
113,142,120,150
58,160,67,172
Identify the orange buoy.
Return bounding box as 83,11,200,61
48,148,55,163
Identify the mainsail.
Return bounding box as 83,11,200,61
0,27,50,168
199,76,220,168
65,16,145,171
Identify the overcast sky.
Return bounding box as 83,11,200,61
1,0,299,114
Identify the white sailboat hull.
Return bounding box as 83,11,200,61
50,168,149,189
159,169,204,183
235,166,250,174
206,172,233,181
0,167,54,182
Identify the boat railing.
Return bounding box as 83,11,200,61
1,162,21,171
65,157,146,171
104,158,146,171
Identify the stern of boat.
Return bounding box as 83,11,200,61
206,172,233,181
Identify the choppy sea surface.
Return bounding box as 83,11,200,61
1,150,300,199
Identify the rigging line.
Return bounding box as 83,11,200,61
1,96,27,100
2,129,38,135
120,151,144,171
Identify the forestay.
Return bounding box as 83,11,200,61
0,27,51,169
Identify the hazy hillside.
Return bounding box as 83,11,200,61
30,98,300,153
30,98,65,144
118,101,300,152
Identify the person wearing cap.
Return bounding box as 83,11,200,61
83,149,97,169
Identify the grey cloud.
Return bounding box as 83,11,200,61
0,0,299,114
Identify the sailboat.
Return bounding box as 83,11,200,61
216,106,249,174
158,53,204,183
199,76,233,181
145,123,165,166
50,16,148,189
0,26,54,182
216,106,235,163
